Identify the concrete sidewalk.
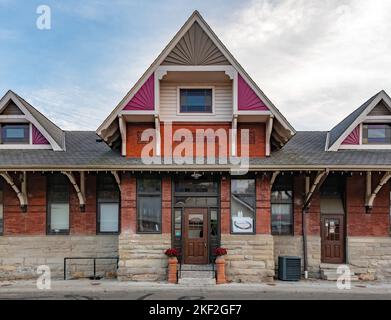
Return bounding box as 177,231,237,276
1,279,391,298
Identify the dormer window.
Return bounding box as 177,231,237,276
1,124,29,144
362,123,391,145
179,88,213,114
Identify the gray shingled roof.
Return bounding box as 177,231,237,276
13,92,65,150
328,91,384,149
0,131,390,170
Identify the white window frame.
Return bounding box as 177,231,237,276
177,86,215,116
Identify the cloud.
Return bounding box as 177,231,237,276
26,86,115,130
215,0,391,130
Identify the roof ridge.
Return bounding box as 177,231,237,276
11,90,64,133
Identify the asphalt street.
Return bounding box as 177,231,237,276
0,279,391,300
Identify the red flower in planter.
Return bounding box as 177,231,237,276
214,248,227,256
165,248,179,258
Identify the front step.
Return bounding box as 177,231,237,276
178,264,216,285
178,278,216,285
180,264,214,271
180,271,215,278
320,264,359,281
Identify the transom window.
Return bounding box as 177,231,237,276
363,123,391,144
1,124,29,144
179,88,213,113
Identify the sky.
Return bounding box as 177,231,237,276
1,0,391,131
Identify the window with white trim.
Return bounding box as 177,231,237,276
0,124,29,144
97,174,120,234
47,174,70,234
363,123,391,145
179,88,213,113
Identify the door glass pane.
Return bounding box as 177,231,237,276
100,203,119,232
188,214,204,239
210,210,218,237
174,209,182,238
50,203,69,232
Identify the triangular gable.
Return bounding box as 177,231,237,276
341,125,360,145
97,11,295,139
32,124,49,145
0,91,64,151
238,74,268,111
328,90,391,151
0,101,24,115
162,21,230,66
123,73,154,111
368,100,391,116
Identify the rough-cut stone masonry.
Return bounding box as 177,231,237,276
221,234,274,283
348,237,391,280
118,233,171,281
0,236,118,280
273,236,321,277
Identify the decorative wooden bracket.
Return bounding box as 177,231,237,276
365,171,391,213
61,171,86,212
0,172,27,212
265,116,274,156
303,170,329,211
118,115,127,157
270,171,280,190
111,171,121,193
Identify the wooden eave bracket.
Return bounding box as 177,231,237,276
365,171,391,213
303,170,329,211
270,171,280,190
61,171,86,212
0,172,27,212
111,171,121,193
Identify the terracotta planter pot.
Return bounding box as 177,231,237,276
215,255,227,284
167,256,178,284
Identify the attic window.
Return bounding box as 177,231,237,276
1,124,29,144
179,88,213,113
362,123,391,144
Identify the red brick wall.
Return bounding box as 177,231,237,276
220,176,230,234
238,123,266,158
293,175,321,236
3,173,46,235
3,173,98,236
119,174,171,234
126,122,266,158
256,175,271,234
70,174,96,235
120,174,136,233
126,123,155,158
346,174,390,236
221,175,271,235
162,176,172,234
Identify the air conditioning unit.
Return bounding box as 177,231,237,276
278,256,301,281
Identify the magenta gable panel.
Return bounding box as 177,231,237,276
32,125,49,145
123,73,154,111
342,125,360,145
238,74,268,111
